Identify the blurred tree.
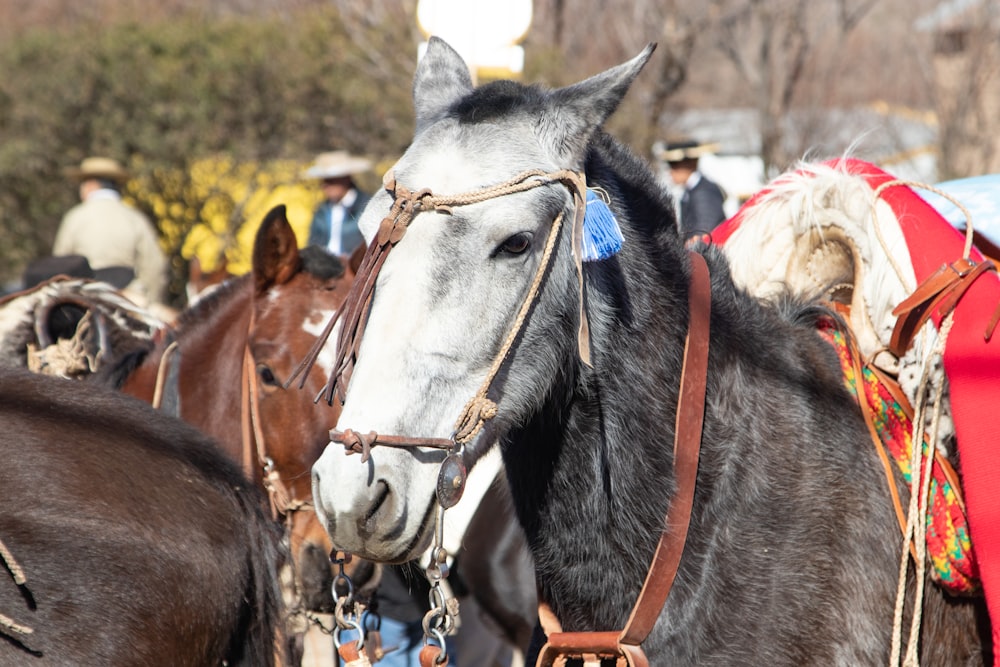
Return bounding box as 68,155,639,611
928,1,1000,180
0,6,415,301
710,0,880,175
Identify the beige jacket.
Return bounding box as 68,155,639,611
53,191,167,305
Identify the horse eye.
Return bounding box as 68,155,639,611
497,233,531,256
256,364,280,387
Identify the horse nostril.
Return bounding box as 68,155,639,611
365,480,390,521
358,480,390,538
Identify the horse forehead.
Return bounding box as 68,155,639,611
398,122,547,193
257,282,326,331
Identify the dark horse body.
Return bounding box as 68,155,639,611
310,39,990,664
0,369,281,666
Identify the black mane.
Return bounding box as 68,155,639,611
300,245,346,281
451,80,550,124
177,275,250,331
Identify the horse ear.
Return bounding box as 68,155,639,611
253,205,301,294
413,37,474,135
189,256,203,282
541,43,656,166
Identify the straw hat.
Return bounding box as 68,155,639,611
64,156,130,184
652,138,721,163
302,151,373,180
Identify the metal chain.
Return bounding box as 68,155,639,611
331,551,367,652
420,505,460,665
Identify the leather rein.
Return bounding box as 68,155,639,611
536,251,711,667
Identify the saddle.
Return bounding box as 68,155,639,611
0,276,165,379
715,158,1000,652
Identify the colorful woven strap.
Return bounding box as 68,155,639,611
819,320,980,595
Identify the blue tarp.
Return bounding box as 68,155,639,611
918,174,1000,244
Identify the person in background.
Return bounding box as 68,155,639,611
654,138,727,244
304,150,373,256
54,156,167,306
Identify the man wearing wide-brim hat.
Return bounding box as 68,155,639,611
652,138,727,243
303,150,373,256
53,156,167,306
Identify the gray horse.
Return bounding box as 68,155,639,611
311,38,989,664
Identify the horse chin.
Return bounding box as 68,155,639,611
360,492,438,564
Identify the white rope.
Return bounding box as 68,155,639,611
865,175,974,666
888,313,953,667
151,340,180,410
0,536,33,638
869,179,976,285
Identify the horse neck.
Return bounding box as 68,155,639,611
167,278,254,459
503,166,695,632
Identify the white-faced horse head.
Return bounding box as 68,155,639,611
312,38,989,665
312,37,657,564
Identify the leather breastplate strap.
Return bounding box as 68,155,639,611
536,251,712,667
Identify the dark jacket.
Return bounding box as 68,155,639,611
306,190,372,254
680,176,726,239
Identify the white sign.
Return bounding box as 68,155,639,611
417,0,532,75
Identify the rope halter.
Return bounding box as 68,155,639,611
292,166,589,507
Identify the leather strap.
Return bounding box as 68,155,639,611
536,251,712,666
329,429,454,463
889,258,995,356
338,639,373,666
619,251,711,645
830,321,915,561
537,632,634,667
241,316,301,521
240,343,261,482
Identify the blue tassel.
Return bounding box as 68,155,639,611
581,188,623,261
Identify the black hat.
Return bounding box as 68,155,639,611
652,138,720,163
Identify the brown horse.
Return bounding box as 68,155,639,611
0,368,283,666
5,207,535,662
117,206,369,654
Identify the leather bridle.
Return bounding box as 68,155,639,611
240,309,312,522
